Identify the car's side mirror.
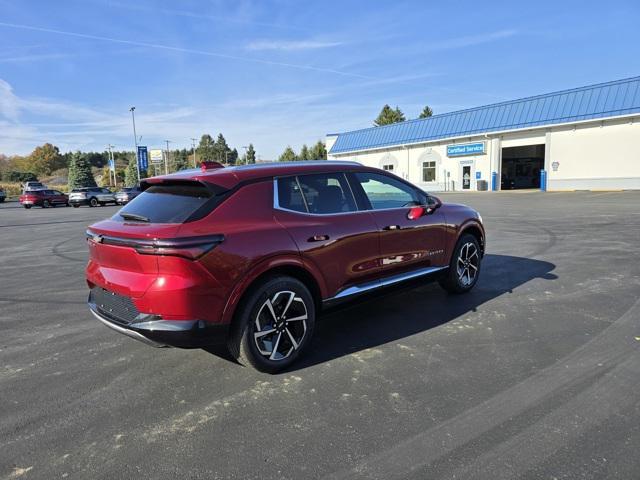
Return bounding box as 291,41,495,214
425,196,442,215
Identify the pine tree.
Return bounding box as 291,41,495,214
124,158,138,187
197,134,216,162
246,144,256,164
299,144,310,161
419,105,434,118
279,146,297,162
374,105,406,126
68,151,97,189
309,141,327,160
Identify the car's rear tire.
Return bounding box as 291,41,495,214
72,204,80,208
439,234,482,294
227,276,315,373
89,197,98,207
23,205,31,209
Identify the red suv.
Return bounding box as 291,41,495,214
19,189,69,208
86,162,484,372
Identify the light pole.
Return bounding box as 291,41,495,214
191,138,198,167
242,146,248,165
130,107,140,182
164,140,171,175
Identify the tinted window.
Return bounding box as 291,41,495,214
354,172,424,210
277,177,307,213
297,173,356,214
115,183,219,224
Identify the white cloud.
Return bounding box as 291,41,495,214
245,40,343,51
424,30,517,52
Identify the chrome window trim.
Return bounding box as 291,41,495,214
273,174,361,217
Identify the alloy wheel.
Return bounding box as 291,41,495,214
253,291,308,361
456,242,479,287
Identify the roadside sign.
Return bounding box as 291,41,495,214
108,158,115,172
137,146,148,171
150,149,164,164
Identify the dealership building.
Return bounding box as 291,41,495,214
326,76,640,191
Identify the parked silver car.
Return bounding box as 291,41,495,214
23,181,46,191
69,187,117,207
115,186,142,205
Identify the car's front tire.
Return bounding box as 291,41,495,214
439,234,482,294
42,200,50,208
228,276,315,373
89,197,98,207
72,204,80,208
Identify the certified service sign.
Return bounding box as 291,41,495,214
447,142,486,157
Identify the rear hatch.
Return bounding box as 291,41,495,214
87,180,226,298
69,189,88,201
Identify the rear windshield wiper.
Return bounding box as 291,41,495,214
119,212,150,223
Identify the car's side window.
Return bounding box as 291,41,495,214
52,190,62,195
277,176,307,213
276,173,357,215
296,173,357,214
354,172,424,210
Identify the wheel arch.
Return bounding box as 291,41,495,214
221,258,324,326
459,221,485,256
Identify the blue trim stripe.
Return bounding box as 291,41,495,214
329,76,640,154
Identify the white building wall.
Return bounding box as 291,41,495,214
547,118,640,190
327,115,640,191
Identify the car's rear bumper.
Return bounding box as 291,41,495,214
69,199,90,205
88,290,229,348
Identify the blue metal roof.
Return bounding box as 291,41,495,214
329,76,640,154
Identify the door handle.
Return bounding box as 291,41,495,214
383,225,401,231
308,235,330,242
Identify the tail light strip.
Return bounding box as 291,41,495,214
86,230,224,259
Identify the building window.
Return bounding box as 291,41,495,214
422,161,436,182
382,164,394,171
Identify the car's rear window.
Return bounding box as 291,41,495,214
113,182,224,224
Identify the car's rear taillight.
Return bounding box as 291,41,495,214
86,231,224,260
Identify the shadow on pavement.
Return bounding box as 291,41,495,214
205,254,557,370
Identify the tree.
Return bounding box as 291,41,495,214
197,134,216,162
171,149,189,172
308,141,327,160
212,133,233,163
419,105,434,118
374,105,405,126
28,143,65,175
227,148,238,165
124,158,138,187
246,144,256,164
299,144,310,161
68,152,97,189
279,146,297,162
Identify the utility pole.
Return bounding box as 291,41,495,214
164,140,171,175
107,144,116,188
129,107,140,182
191,138,198,167
242,146,248,165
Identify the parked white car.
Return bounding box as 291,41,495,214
69,187,117,207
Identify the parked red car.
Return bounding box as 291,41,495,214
19,189,69,209
86,161,485,372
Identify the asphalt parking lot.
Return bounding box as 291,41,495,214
1,191,640,480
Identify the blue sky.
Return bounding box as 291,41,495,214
0,0,639,158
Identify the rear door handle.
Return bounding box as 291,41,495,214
383,225,401,231
308,235,330,242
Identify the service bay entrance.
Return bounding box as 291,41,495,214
501,144,545,190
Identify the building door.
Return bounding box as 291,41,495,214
462,166,471,190
500,144,545,190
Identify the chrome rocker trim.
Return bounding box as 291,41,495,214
324,265,448,305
